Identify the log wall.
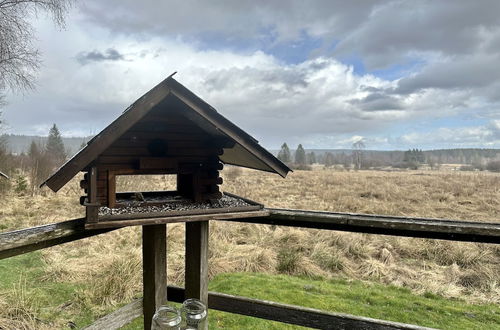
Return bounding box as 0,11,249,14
80,111,226,208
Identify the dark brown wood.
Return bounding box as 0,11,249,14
42,78,172,192
142,224,167,330
163,286,431,330
139,157,177,170
85,167,99,223
225,208,500,244
207,291,431,329
86,286,430,330
168,85,290,177
111,139,219,149
83,298,142,330
101,146,222,157
0,218,116,260
185,221,209,306
200,177,223,185
192,171,203,202
120,131,209,141
130,120,202,130
107,171,116,208
86,210,269,229
96,155,210,166
80,179,88,189
100,204,262,221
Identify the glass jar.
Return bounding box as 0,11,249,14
151,305,182,330
181,298,208,329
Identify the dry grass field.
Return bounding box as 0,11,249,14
0,167,499,328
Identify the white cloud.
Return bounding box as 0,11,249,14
399,121,500,148
3,2,500,150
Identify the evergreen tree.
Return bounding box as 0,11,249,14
46,124,66,166
29,140,41,160
277,143,291,163
295,144,306,165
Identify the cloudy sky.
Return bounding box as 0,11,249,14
3,0,500,150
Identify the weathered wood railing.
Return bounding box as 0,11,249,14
1,209,499,329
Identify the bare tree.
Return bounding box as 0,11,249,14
0,0,72,96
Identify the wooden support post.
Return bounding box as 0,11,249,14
85,167,98,223
185,221,209,305
107,171,116,208
143,224,167,330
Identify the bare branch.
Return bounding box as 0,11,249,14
0,0,72,94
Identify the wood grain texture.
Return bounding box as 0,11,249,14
0,218,116,260
142,224,167,330
166,286,431,330
85,167,98,222
83,286,432,330
185,221,209,305
226,208,500,244
43,80,172,192
83,298,142,330
86,210,269,229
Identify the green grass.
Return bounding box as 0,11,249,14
1,254,499,329
123,273,500,330
0,252,109,328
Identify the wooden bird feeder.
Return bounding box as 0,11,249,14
41,74,291,229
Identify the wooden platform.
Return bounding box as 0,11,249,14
85,192,266,229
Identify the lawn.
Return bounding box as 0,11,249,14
125,273,500,329
1,169,499,328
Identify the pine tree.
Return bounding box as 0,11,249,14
295,144,306,165
277,143,291,163
46,124,66,166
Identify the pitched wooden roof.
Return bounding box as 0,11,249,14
41,75,291,192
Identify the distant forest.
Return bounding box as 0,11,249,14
3,134,93,155
2,133,500,196
3,134,500,167
272,143,500,171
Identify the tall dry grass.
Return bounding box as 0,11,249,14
0,168,499,329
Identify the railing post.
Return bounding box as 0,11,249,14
185,221,209,304
142,224,167,330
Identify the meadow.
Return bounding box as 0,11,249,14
0,167,499,329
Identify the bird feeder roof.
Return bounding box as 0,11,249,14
41,74,291,192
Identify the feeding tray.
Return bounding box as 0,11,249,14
85,192,267,229
41,76,291,230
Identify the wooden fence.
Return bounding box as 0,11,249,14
0,208,499,329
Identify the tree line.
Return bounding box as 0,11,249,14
276,142,500,171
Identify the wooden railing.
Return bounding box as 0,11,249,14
1,209,499,329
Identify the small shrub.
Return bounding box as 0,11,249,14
458,273,483,289
312,250,345,271
276,248,300,274
14,173,28,196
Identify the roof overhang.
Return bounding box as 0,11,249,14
41,75,291,192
